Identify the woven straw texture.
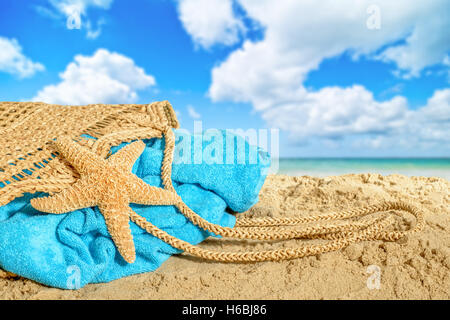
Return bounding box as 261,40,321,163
0,101,178,207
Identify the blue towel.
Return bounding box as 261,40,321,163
0,129,270,289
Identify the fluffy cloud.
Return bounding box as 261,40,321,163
177,0,449,150
0,37,44,78
409,89,450,143
48,0,113,16
355,89,450,150
264,86,449,149
209,1,449,104
261,85,409,139
376,3,450,78
177,0,245,49
32,49,155,105
36,0,113,38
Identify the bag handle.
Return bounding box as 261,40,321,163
130,127,424,262
55,126,426,263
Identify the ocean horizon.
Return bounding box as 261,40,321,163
270,158,450,180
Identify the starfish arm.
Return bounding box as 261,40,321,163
99,199,136,263
30,179,98,214
128,175,181,206
55,137,106,174
107,140,146,171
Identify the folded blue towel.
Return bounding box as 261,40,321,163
0,129,270,289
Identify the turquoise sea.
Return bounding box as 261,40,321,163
271,158,450,180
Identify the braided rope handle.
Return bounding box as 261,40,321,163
138,127,424,262
62,126,425,262
131,211,401,262
0,122,425,267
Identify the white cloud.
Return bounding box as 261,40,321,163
355,89,450,150
32,49,155,105
36,0,113,38
179,0,450,150
177,0,245,49
411,89,450,142
263,86,449,149
209,1,449,104
261,85,409,139
48,0,113,16
376,3,450,78
0,37,45,78
187,105,201,119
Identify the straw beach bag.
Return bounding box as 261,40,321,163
0,101,424,288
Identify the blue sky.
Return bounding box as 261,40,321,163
0,0,449,158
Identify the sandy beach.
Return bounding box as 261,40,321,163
1,173,449,300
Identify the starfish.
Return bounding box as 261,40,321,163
30,137,181,263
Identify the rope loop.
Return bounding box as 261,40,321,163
1,123,424,265
128,127,425,263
